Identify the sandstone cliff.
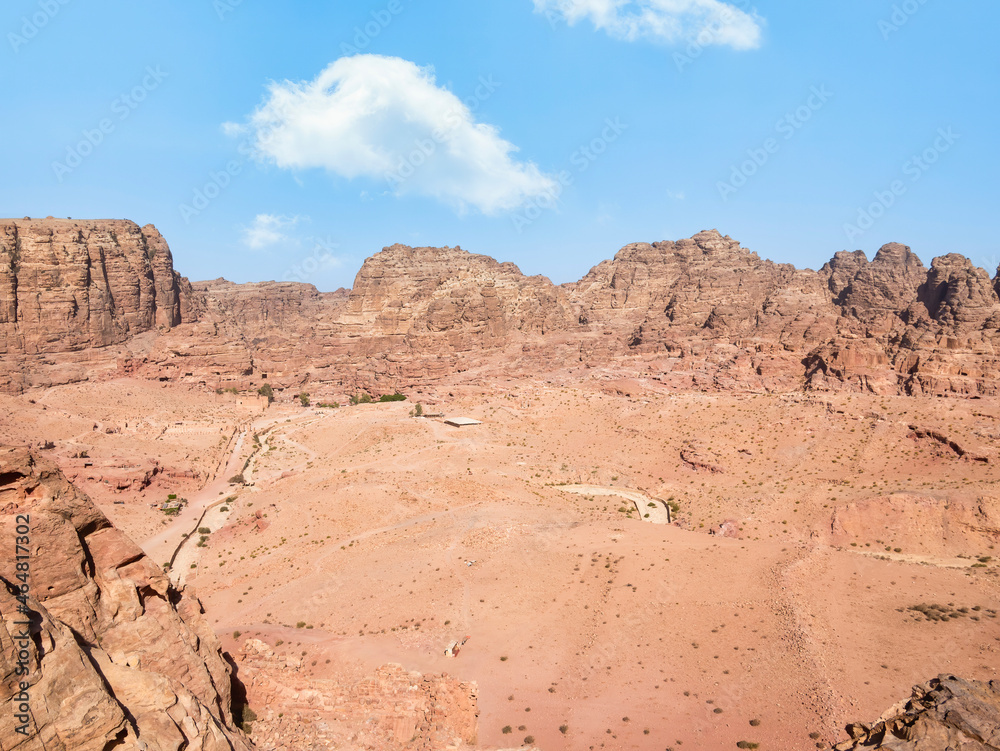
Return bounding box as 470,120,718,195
0,219,187,392
3,219,1000,397
0,446,252,751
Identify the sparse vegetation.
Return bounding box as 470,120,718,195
257,383,274,403
379,392,407,402
298,392,310,407
235,705,256,734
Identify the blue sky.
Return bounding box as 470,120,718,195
2,1,998,290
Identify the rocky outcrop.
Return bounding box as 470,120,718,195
824,492,1000,558
0,219,187,392
3,219,1000,397
0,446,252,751
237,638,478,751
834,675,1000,750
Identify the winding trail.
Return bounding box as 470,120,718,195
558,484,672,523
139,410,326,570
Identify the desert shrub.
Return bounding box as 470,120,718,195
524,737,535,745
317,402,340,408
233,631,241,639
235,704,257,733
168,494,177,500
298,392,310,407
559,725,569,734
350,393,373,405
296,621,306,628
257,383,274,403
737,742,759,749
502,726,512,734
229,474,245,485
379,392,407,402
198,527,211,535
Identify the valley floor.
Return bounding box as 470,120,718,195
3,377,998,750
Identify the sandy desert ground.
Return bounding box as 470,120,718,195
2,374,998,751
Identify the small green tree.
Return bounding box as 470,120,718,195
257,383,274,403
298,392,310,407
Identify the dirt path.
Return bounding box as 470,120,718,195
558,484,672,523
139,410,319,568
140,428,249,565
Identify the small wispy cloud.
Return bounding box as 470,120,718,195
242,214,302,250
534,0,764,50
221,121,248,137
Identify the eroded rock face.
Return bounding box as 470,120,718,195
4,219,1000,397
237,638,478,751
0,219,187,392
834,675,1000,750
0,446,252,751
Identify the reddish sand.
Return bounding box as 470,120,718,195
2,378,998,750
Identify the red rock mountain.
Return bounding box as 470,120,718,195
3,218,1000,396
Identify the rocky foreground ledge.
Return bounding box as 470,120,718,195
0,446,253,750
835,675,1000,750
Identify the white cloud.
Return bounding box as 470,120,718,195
242,214,301,250
534,0,763,50
221,121,248,137
236,54,559,215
